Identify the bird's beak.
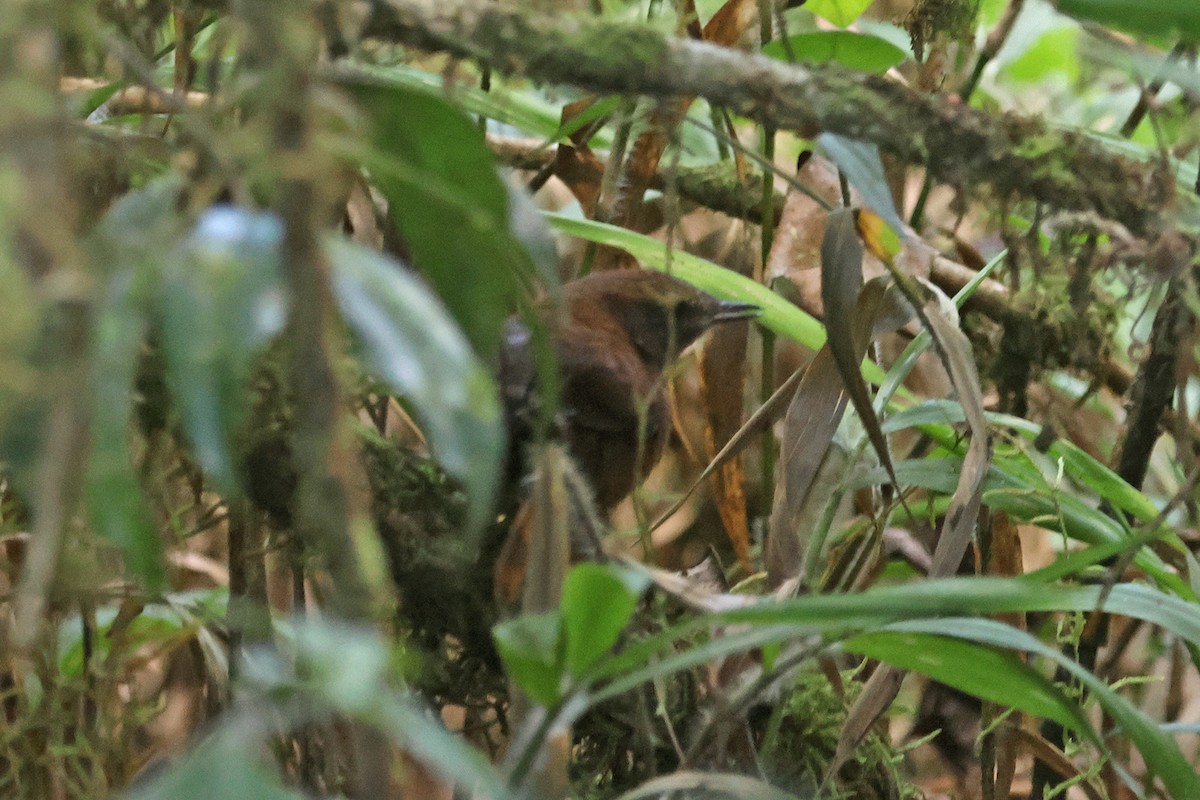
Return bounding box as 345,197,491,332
712,301,761,323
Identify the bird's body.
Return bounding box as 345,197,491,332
500,269,758,511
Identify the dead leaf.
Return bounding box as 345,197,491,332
766,274,913,586
821,209,898,494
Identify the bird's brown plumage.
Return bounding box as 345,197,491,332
500,269,758,510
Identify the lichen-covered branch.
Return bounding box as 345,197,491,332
362,0,1176,237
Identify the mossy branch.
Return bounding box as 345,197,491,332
362,0,1177,237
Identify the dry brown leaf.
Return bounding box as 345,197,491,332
832,274,991,775
701,0,760,47
830,663,905,779
821,210,898,494
914,278,991,578
553,97,606,215
766,347,848,585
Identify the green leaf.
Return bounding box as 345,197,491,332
341,64,611,147
883,618,1200,800
128,730,302,800
561,563,650,678
763,31,905,72
161,207,286,493
843,630,1091,735
341,78,550,365
803,0,875,26
817,133,906,234
289,619,394,715
57,603,191,677
1057,0,1200,40
493,611,565,707
86,275,161,588
84,178,187,587
1003,27,1080,84
326,237,503,535
544,214,827,351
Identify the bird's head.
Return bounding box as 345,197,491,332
564,269,759,370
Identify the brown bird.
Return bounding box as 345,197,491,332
499,268,759,512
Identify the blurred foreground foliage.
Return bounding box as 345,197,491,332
2,0,1200,799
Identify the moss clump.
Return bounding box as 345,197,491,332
757,669,922,799
904,0,980,59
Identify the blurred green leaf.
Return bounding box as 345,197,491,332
493,611,564,707
127,728,302,800
803,0,874,27
340,78,554,365
161,206,286,493
763,31,905,72
289,618,394,714
843,630,1091,734
1057,0,1200,39
1003,27,1080,84
57,603,192,677
343,64,612,147
561,563,650,678
84,178,188,587
86,273,160,587
326,237,503,535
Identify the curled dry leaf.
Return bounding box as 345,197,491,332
765,275,913,587
820,209,899,495
832,275,991,777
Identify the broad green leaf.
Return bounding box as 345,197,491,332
326,238,503,534
843,630,1091,735
340,78,551,365
342,64,611,147
561,563,650,678
763,31,905,73
85,178,188,587
1057,0,1200,40
884,618,1200,800
493,611,564,707
804,0,874,27
161,207,286,494
127,729,302,800
1003,27,1080,83
289,618,394,715
57,602,193,677
86,275,160,587
817,133,906,235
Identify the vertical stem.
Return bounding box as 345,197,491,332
759,125,777,509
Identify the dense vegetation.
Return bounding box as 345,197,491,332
1,0,1199,798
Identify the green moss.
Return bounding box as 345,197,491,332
905,0,980,59
760,669,923,799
